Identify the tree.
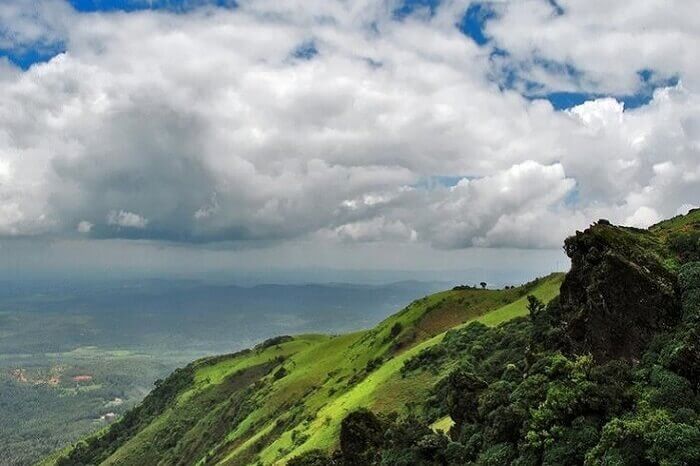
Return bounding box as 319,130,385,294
480,282,487,289
433,366,487,431
339,409,385,464
526,295,546,317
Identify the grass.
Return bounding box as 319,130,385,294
476,273,563,326
431,416,454,434
194,336,323,385
649,207,700,239
267,333,446,464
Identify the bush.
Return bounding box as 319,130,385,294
273,367,288,380
255,335,294,351
389,322,403,339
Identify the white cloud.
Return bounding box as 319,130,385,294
568,98,624,131
0,158,12,182
76,220,93,233
333,217,417,243
677,204,699,216
0,0,72,51
106,210,148,229
417,161,579,248
486,0,700,94
624,206,662,228
0,0,697,253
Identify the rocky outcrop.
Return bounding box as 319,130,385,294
558,221,680,361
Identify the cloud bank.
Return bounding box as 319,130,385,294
0,0,698,251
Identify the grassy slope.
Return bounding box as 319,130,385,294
649,207,700,240
475,274,562,326
45,274,564,466
240,274,563,465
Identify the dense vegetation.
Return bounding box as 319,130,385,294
0,349,179,466
44,210,700,465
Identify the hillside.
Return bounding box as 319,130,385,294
0,280,452,466
44,210,700,466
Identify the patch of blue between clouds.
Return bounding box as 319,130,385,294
393,0,440,20
451,0,675,112
0,45,65,71
563,188,580,207
458,2,497,46
68,0,237,13
413,175,472,190
478,16,678,111
541,70,679,111
395,0,499,49
292,41,318,60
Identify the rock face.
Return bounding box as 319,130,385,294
558,222,680,361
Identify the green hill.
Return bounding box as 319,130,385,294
43,210,700,466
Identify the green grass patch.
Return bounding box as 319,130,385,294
476,274,563,326
431,416,454,434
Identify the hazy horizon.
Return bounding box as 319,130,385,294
1,236,568,284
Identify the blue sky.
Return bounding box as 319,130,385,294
68,0,237,13
0,46,65,70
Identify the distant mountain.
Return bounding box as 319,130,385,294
42,210,700,466
0,280,448,355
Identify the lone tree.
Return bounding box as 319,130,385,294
480,282,487,289
526,295,546,316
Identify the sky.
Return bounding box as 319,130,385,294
0,0,698,280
